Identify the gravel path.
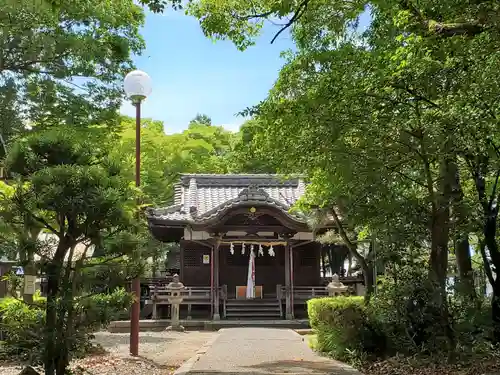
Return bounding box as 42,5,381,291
0,330,216,375
188,327,362,375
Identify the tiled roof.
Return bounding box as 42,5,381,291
148,174,307,224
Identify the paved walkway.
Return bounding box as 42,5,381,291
178,327,362,375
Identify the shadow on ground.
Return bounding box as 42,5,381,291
94,334,175,346
189,359,358,375
122,356,179,371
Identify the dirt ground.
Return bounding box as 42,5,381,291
0,330,217,375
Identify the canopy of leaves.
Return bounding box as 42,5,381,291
109,116,236,206
0,0,145,148
4,126,138,254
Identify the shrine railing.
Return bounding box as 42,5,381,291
148,285,226,320
276,285,329,302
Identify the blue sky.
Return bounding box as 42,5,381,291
120,9,296,133
120,8,371,134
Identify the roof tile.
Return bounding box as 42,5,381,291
149,174,306,223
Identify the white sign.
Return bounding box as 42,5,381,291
203,255,210,264
24,275,36,295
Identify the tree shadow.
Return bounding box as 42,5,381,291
122,355,179,371
94,334,175,346
189,359,359,374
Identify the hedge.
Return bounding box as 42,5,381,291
307,296,383,361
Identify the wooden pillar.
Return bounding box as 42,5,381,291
290,245,295,319
284,236,293,320
213,236,221,320
179,242,185,282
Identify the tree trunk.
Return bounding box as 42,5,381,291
428,157,451,292
492,276,500,343
330,207,374,302
43,239,67,375
363,265,374,303
484,216,500,342
427,156,454,350
44,263,61,375
470,155,500,341
449,157,475,297
455,236,475,295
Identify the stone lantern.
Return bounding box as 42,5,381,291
326,274,348,296
165,274,185,332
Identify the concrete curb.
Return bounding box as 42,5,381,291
173,332,221,375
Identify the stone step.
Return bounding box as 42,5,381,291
226,300,280,307
226,311,282,318
205,320,310,329
226,306,281,312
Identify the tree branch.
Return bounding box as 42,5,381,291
398,0,488,37
271,0,311,44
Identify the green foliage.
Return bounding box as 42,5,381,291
190,113,212,126
0,289,132,363
0,0,145,144
369,264,447,354
176,0,500,345
1,127,142,374
308,296,383,361
227,119,277,173
109,116,236,206
0,295,45,361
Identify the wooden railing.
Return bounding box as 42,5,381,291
277,285,329,303
320,275,364,285
149,285,227,320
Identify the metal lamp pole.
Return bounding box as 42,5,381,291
123,70,152,357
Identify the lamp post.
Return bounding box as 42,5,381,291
123,69,152,357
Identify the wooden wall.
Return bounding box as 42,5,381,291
293,242,321,286
179,241,211,286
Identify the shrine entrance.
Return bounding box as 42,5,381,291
219,242,286,300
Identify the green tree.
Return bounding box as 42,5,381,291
190,113,212,126
228,119,277,173
168,0,500,342
4,127,142,375
110,116,236,206
0,0,145,146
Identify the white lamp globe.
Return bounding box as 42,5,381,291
124,70,152,100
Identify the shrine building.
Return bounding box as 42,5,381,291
146,174,359,320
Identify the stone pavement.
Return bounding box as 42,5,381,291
176,327,362,375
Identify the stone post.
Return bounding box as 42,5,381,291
165,274,185,332
326,274,348,296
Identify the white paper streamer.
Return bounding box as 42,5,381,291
268,245,275,257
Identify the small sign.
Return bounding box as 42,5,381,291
24,275,36,295
202,255,210,264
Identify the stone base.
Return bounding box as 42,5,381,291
165,325,185,332
213,313,220,320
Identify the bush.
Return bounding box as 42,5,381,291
368,271,443,354
308,296,384,361
0,288,133,364
0,293,45,362
369,263,493,357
